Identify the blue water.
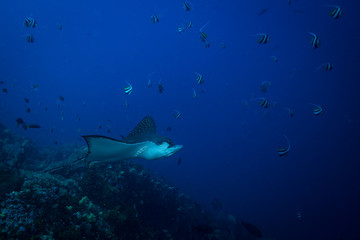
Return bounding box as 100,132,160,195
1,0,360,239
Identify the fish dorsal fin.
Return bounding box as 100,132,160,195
127,116,156,138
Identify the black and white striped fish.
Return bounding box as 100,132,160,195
278,135,290,157
24,17,37,28
329,5,343,19
259,98,270,108
151,14,159,24
257,33,270,44
309,32,320,49
311,103,324,116
183,1,191,11
194,72,204,84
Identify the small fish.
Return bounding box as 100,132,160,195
107,129,111,133
183,1,191,11
284,108,294,117
26,34,35,43
199,22,209,42
317,62,333,71
57,24,63,30
0,81,4,84
59,96,65,101
124,82,133,95
257,8,268,16
203,40,210,48
124,99,129,109
177,157,182,165
199,31,207,42
257,33,270,44
311,103,324,116
220,42,226,48
258,98,270,108
178,26,185,33
194,72,204,84
16,118,25,128
27,124,41,129
309,32,320,49
192,88,198,99
260,80,272,93
278,135,290,156
328,5,343,20
50,128,54,133
158,81,164,93
151,14,159,24
147,72,155,87
174,110,181,119
147,78,152,88
24,17,37,28
44,106,48,111
186,21,193,29
31,84,39,90
271,55,278,62
2,88,7,93
26,108,31,113
166,126,172,131
24,98,30,103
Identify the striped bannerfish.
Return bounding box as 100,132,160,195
199,22,209,42
183,1,191,11
194,72,204,84
178,26,185,33
24,17,37,28
151,14,159,24
259,98,270,108
278,135,290,157
124,82,133,95
329,5,343,19
317,62,333,71
174,110,181,119
200,31,207,42
309,32,320,49
186,21,193,29
26,34,35,43
257,33,270,44
158,81,164,93
204,40,210,48
311,103,324,116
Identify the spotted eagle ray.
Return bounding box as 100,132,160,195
44,116,182,172
83,116,183,163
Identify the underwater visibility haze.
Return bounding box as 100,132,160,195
1,0,360,239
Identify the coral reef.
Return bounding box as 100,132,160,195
0,122,241,239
